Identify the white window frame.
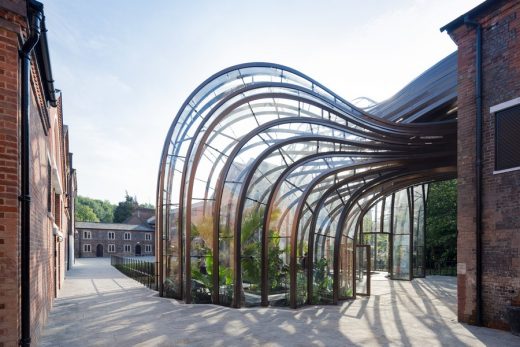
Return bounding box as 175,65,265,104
83,230,91,239
108,231,115,240
145,244,152,253
83,244,91,252
124,244,131,253
124,232,131,240
108,244,116,253
145,233,152,241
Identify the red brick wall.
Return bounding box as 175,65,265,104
0,8,22,346
450,0,520,329
28,89,54,345
0,2,71,345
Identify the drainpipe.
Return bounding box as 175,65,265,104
464,15,483,327
19,2,43,346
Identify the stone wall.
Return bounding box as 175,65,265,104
76,227,155,258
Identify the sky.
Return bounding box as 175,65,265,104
43,0,483,205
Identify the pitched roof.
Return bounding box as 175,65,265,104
75,222,154,232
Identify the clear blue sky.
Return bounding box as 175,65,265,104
43,0,482,204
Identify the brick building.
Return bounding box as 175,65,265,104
75,212,155,258
441,0,520,330
0,0,76,345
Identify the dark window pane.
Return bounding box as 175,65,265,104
496,104,520,171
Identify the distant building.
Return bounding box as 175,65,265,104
75,214,155,258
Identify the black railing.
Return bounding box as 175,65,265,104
111,255,156,290
425,260,457,276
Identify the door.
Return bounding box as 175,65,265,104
135,244,142,256
96,244,103,257
355,245,371,296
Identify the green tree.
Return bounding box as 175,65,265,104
426,179,457,264
76,196,115,222
113,193,138,223
75,204,99,222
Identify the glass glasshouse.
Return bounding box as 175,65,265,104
156,52,457,308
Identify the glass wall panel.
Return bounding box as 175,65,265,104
412,185,425,278
355,245,370,295
164,203,181,298
392,189,411,280
190,201,213,303
339,235,354,299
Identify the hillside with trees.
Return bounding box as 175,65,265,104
75,193,154,223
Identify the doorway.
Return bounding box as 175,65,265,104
135,244,142,256
96,244,103,257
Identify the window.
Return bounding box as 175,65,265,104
124,232,131,240
145,233,152,241
124,244,131,253
108,244,116,253
145,244,152,253
83,231,91,239
108,231,115,240
83,244,91,252
495,102,520,172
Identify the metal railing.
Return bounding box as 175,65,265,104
425,260,456,276
111,255,156,290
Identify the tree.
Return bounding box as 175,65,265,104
139,202,155,209
426,179,457,264
113,192,138,223
75,204,99,222
76,196,115,223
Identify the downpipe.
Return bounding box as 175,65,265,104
19,2,43,346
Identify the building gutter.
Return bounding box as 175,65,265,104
463,15,483,327
19,1,43,345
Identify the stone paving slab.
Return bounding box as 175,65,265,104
39,258,520,346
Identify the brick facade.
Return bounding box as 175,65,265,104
0,1,76,345
444,0,520,330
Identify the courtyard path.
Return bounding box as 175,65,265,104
40,258,519,346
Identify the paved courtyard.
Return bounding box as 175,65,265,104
40,258,519,346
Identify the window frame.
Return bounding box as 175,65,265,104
108,231,115,240
108,244,116,253
145,233,152,241
124,232,131,240
145,244,152,253
83,230,91,239
83,244,91,252
124,244,131,253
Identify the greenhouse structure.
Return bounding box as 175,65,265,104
156,53,457,308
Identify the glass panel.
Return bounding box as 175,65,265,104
164,203,181,298
355,245,370,295
339,235,354,299
412,185,425,278
190,200,213,303
311,233,335,304
240,207,263,307
392,189,411,280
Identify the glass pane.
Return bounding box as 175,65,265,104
355,245,370,295
392,189,411,280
